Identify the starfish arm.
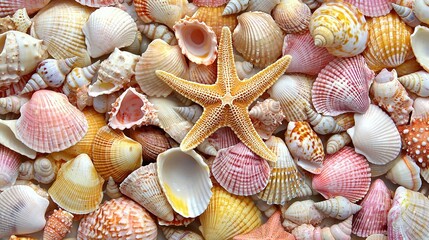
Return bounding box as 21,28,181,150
180,105,225,151
217,26,240,94
234,55,292,103
228,104,277,162
156,70,221,105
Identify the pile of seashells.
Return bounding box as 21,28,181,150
1,0,429,239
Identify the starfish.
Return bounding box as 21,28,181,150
232,211,295,240
155,27,292,162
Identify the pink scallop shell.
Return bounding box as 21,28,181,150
192,0,228,7
0,145,21,190
208,127,240,151
312,55,375,116
212,142,270,196
75,0,119,7
344,0,392,17
0,0,51,17
282,31,336,76
312,146,371,203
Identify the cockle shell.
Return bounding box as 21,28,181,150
411,25,429,72
43,209,74,240
208,127,241,151
0,145,20,190
33,156,57,184
75,0,119,7
0,95,29,115
188,61,217,84
272,0,311,34
363,13,413,72
312,55,374,116
199,185,262,240
223,0,249,15
0,0,51,17
0,185,49,238
105,176,122,199
233,11,284,68
0,31,48,87
309,1,368,57
249,99,285,139
138,23,178,45
62,61,100,103
305,106,345,135
347,104,402,165
83,7,137,58
77,197,158,240
285,121,325,174
386,153,422,191
174,17,218,66
370,69,414,125
129,126,171,161
392,3,421,27
281,200,325,231
161,226,204,240
414,0,429,24
246,0,280,13
192,5,238,41
30,0,92,67
312,147,371,203
314,196,362,220
326,132,352,155
398,70,429,97
292,216,353,240
16,90,88,153
134,0,187,29
344,0,392,17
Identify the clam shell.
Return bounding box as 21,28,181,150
272,0,311,34
411,25,429,72
281,200,325,231
129,126,171,161
43,209,74,240
386,153,422,191
191,5,238,41
414,0,429,24
138,22,178,45
134,0,187,29
314,196,362,220
0,0,51,17
398,70,429,97
0,145,20,190
344,0,392,17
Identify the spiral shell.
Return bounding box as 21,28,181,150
0,95,29,115
326,132,352,155
292,216,353,240
246,0,280,13
62,61,100,102
398,70,429,97
223,0,249,15
138,23,178,45
43,209,74,240
249,99,285,139
314,196,362,220
33,156,57,184
392,3,421,27
281,200,325,230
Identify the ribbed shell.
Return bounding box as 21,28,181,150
134,0,188,29
398,70,429,97
0,0,51,17
189,61,217,84
249,99,285,139
193,0,228,6
246,0,280,13
314,196,362,220
392,3,421,27
43,209,74,240
272,0,311,34
191,5,238,41
129,126,171,161
344,0,392,17
411,25,429,72
138,22,178,45
75,0,119,7
0,145,20,190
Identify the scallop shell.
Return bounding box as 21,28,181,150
392,3,421,27
414,0,429,24
314,196,362,220
395,58,424,77
309,1,368,57
223,0,249,15
120,163,174,221
134,0,188,29
386,153,422,191
16,90,88,153
30,0,92,67
161,227,204,240
0,0,51,17
77,197,158,240
411,25,429,72
138,22,178,45
83,7,137,58
312,55,375,116
207,127,241,151
292,216,353,240
0,95,29,115
272,0,311,34
344,0,392,17
398,70,429,97
199,185,262,240
363,13,413,72
191,5,238,41
188,61,217,84
105,176,122,199
193,0,228,6
75,0,119,7
129,126,171,161
312,146,371,203
326,132,352,155
0,145,20,190
0,185,49,238
43,209,74,240
281,200,325,231
249,99,285,140
347,104,402,165
246,0,280,13
33,156,57,184
233,11,284,68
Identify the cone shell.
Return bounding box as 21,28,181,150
0,0,51,17
30,0,92,67
92,125,142,182
392,3,421,27
119,163,174,221
386,153,422,191
347,104,402,165
309,1,368,57
233,11,284,68
138,22,178,45
16,90,88,153
191,6,238,41
292,216,353,240
136,39,188,97
0,145,21,190
249,98,285,140
272,0,311,34
129,126,171,161
314,196,362,220
398,70,429,97
414,0,429,25
344,0,392,17
134,0,188,29
312,147,371,203
363,13,413,72
199,185,262,240
77,197,158,240
0,185,49,238
157,147,212,218
43,209,74,240
48,154,104,214
411,25,429,72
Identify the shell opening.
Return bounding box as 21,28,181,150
115,90,145,124
183,25,210,57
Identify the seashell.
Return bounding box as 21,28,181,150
326,132,352,155
411,97,429,120
235,60,260,80
394,0,415,8
62,61,100,103
48,154,104,214
369,156,400,178
395,58,424,77
75,0,119,7
267,74,314,122
17,161,34,181
161,226,204,240
0,145,20,190
158,212,195,227
90,49,139,98
185,2,198,17
246,0,280,13
411,25,429,72
105,176,122,199
414,0,429,24
134,0,188,29
33,156,56,184
207,127,240,151
0,95,29,115
92,125,142,182
188,61,217,84
83,7,137,58
174,17,218,66
347,104,402,165
129,126,171,161
0,16,17,34
13,179,49,200
370,69,414,125
309,1,368,57
0,185,49,238
292,216,353,240
0,74,27,98
352,179,392,237
312,55,374,116
20,57,77,94
314,196,362,220
344,0,392,17
366,234,388,240
312,146,371,203
199,185,262,240
136,39,188,97
305,106,345,135
10,8,31,33
174,105,203,124
387,186,429,239
249,99,285,139
363,13,413,72
121,29,143,55
0,31,48,87
193,0,228,7
191,5,238,41
285,121,325,174
252,195,278,218
281,200,325,231
43,209,74,240
223,0,249,15
77,197,158,240
212,142,270,196
398,70,429,97
0,119,36,158
386,153,422,191
157,148,212,217
272,0,311,34
138,23,178,45
233,12,284,68
392,3,421,27
0,0,51,17
302,0,321,9
30,0,92,67
119,163,174,221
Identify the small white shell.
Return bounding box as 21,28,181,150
410,25,429,72
138,23,178,45
223,0,249,15
398,70,429,97
414,0,429,25
281,200,325,231
314,196,362,220
33,156,57,184
0,95,29,115
326,132,352,155
386,153,422,191
105,176,122,199
18,161,34,181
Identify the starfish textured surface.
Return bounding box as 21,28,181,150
156,27,292,162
